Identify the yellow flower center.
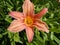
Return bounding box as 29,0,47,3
24,16,33,26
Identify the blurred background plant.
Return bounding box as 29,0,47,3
0,0,60,45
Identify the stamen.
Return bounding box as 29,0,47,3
24,16,33,26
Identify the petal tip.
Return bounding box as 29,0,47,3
7,27,12,32
46,30,49,33
28,38,33,43
44,8,48,12
9,11,13,16
9,11,16,16
7,28,16,33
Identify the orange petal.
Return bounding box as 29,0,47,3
33,20,49,33
25,27,34,42
9,11,24,20
34,8,48,18
7,20,26,33
22,0,34,17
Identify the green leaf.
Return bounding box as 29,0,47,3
13,33,20,42
53,35,60,44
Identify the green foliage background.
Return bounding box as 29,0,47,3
0,0,60,45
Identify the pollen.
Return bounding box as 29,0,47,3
24,16,33,26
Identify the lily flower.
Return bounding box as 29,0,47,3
8,0,49,42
